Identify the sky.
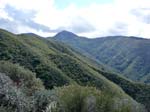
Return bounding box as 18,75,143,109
0,0,150,38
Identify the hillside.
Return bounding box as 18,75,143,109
0,29,149,111
53,31,150,83
0,29,122,91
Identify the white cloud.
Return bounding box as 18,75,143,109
0,0,150,38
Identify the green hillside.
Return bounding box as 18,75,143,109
0,29,123,91
0,29,149,112
53,31,150,83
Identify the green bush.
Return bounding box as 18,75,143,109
0,73,32,112
0,61,44,94
50,85,142,112
32,90,57,112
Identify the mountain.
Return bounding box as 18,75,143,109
53,31,150,83
0,29,120,90
0,29,150,111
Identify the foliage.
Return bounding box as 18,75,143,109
0,106,16,112
51,85,144,112
0,30,69,89
33,90,57,112
93,68,150,112
0,73,33,112
0,61,44,94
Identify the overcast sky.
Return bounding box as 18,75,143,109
0,0,150,38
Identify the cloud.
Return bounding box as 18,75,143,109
0,0,55,36
76,0,150,38
131,8,150,24
0,18,18,33
69,17,96,33
0,0,150,38
53,16,96,33
108,22,128,36
4,5,51,32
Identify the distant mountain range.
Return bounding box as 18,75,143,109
53,30,150,84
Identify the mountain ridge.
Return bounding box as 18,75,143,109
53,31,150,84
54,30,149,40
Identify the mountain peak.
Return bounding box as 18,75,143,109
58,30,77,36
54,30,78,39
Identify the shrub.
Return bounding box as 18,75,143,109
32,90,57,112
0,61,44,94
53,85,119,112
0,73,32,112
48,85,146,112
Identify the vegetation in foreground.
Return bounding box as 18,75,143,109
0,61,146,112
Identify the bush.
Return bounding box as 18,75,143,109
0,73,32,112
54,85,113,112
32,90,57,112
0,61,44,94
51,85,144,112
